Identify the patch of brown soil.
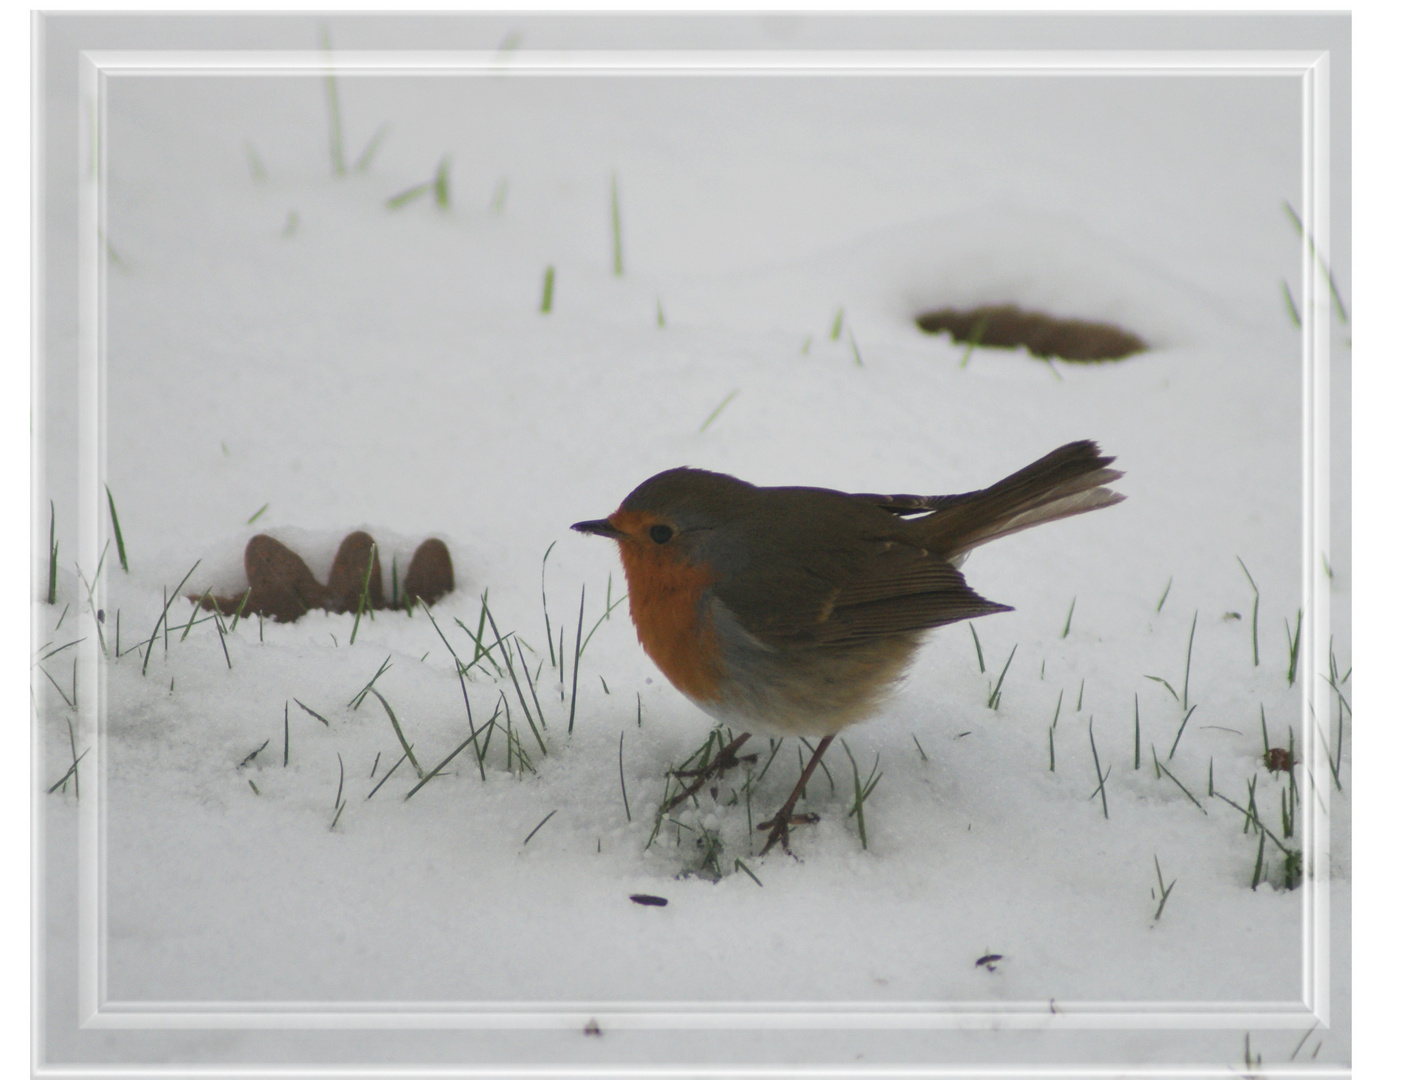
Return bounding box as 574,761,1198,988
915,304,1145,362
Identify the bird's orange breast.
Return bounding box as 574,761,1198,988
608,509,723,704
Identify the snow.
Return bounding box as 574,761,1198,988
36,19,1350,1075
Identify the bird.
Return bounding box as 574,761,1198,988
572,439,1123,853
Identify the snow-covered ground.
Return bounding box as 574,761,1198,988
36,15,1351,1075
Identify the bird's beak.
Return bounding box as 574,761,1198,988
571,518,623,539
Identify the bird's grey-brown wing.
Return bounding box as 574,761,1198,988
707,493,1009,650
811,540,1012,645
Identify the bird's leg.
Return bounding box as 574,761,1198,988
758,734,834,855
662,732,754,813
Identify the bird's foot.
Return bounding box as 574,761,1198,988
757,810,820,855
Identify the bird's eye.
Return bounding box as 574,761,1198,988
649,524,674,544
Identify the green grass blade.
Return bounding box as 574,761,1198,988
699,389,739,434
370,687,423,778
353,123,388,173
434,155,451,208
319,25,345,177
47,502,58,604
105,485,128,572
404,732,477,800
540,265,555,313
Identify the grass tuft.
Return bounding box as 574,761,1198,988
366,751,407,800
387,181,431,209
142,561,200,676
319,25,345,177
523,809,557,846
238,739,269,769
212,604,232,669
404,732,478,800
66,718,80,801
969,623,985,672
578,578,626,658
353,123,389,173
105,485,128,572
959,313,990,368
1133,693,1141,770
247,502,269,525
1087,716,1109,819
1236,556,1260,666
1285,609,1302,687
348,542,378,645
293,697,331,726
540,265,555,313
47,747,89,795
1167,705,1197,760
516,637,549,734
540,543,558,671
568,586,585,734
493,623,549,754
1153,750,1206,813
840,739,883,849
332,752,346,826
1283,199,1349,323
1061,596,1075,638
1048,689,1063,771
1156,576,1172,613
734,859,763,886
618,731,632,822
348,654,392,710
370,687,423,779
434,156,451,209
244,141,267,181
454,597,506,677
830,307,844,341
1182,610,1198,709
1280,280,1301,328
1152,855,1177,921
1144,674,1179,704
699,389,739,434
987,644,1017,710
47,502,58,604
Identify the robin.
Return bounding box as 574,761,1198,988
572,440,1123,854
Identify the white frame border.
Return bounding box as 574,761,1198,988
68,46,1335,1041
